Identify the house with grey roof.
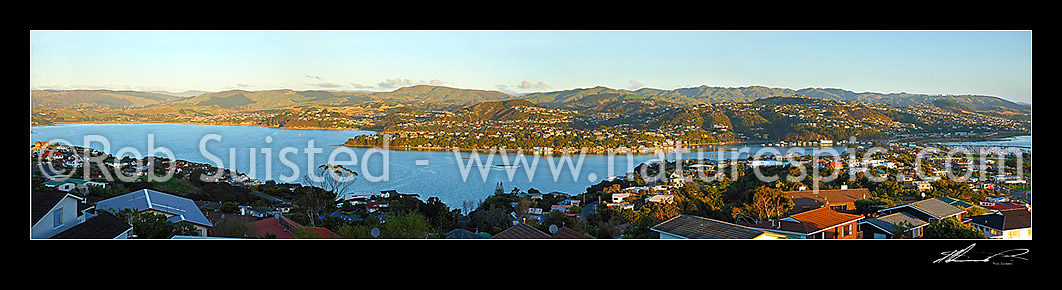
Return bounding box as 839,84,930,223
651,215,786,239
95,189,213,237
878,198,966,224
860,212,930,239
968,208,1032,239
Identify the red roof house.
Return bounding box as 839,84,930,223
746,207,864,239
250,215,340,239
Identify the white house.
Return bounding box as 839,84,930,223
31,192,85,239
968,208,1031,239
41,178,106,193
646,194,675,204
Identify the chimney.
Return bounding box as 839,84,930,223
841,184,848,190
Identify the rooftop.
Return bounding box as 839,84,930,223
489,223,591,239
490,223,552,239
748,208,863,235
95,189,213,228
651,214,776,239
968,208,1031,231
883,198,965,219
50,211,132,239
861,212,929,235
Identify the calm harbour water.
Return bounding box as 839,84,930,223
30,123,869,207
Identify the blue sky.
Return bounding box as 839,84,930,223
30,30,1032,104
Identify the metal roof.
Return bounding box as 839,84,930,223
96,189,213,228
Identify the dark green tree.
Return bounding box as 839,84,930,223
127,211,198,239
922,217,985,239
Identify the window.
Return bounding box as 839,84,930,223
53,207,64,228
910,227,921,238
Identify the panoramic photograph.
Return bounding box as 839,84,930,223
29,30,1030,251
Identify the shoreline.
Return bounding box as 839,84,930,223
43,121,362,132
35,121,1030,153
892,131,1031,146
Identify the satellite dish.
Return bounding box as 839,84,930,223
371,227,380,239
548,224,559,235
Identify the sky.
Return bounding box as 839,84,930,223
29,30,1033,104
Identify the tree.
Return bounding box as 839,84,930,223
291,227,327,239
219,201,240,214
127,211,198,239
307,164,358,201
922,217,985,239
291,185,335,227
379,211,432,239
890,220,915,239
745,185,793,223
642,201,680,223
420,196,456,231
853,197,891,216
210,217,255,238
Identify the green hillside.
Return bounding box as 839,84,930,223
30,90,180,109
371,85,514,104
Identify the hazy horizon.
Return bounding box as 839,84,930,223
30,30,1033,104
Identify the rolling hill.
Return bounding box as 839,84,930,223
30,84,1031,119
30,90,180,109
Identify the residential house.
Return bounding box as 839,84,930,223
41,178,106,193
445,228,487,239
551,227,592,239
380,189,399,199
551,204,574,213
651,215,786,239
490,222,552,239
860,212,929,239
559,199,581,206
910,180,933,192
239,205,280,218
489,222,591,239
784,187,869,215
878,198,966,224
249,214,340,239
968,208,1032,239
49,211,132,239
605,203,634,210
31,191,86,239
646,194,675,204
745,208,864,239
95,189,214,237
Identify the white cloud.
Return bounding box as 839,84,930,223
495,84,518,95
309,82,343,88
517,80,551,90
378,78,416,89
628,80,645,89
349,82,374,89
377,78,449,89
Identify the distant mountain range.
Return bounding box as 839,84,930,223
30,84,1031,114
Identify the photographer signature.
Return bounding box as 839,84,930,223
934,243,1029,264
